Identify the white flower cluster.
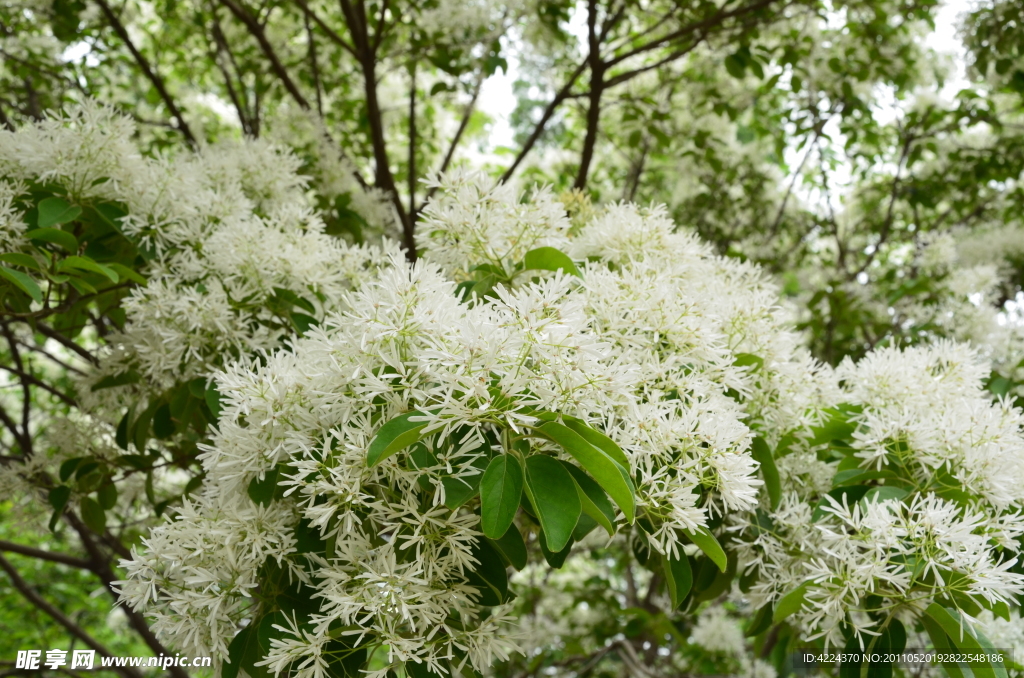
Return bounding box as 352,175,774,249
0,104,396,399
118,172,822,676
736,342,1024,648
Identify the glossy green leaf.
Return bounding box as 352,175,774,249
366,411,429,467
750,437,780,510
524,455,581,552
465,539,509,606
59,255,119,283
80,496,107,533
97,482,118,510
25,227,79,253
773,581,811,623
687,526,727,572
59,457,85,482
561,416,630,467
522,246,582,278
480,454,523,538
441,455,488,509
91,370,141,391
923,604,999,678
487,525,528,570
106,263,147,285
0,265,43,303
37,197,82,228
664,551,693,609
205,384,223,421
561,461,615,536
48,486,71,512
0,252,42,270
746,603,774,637
248,467,280,507
536,421,635,522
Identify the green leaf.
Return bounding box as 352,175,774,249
540,531,573,568
465,539,509,606
733,353,764,369
561,416,629,467
153,403,175,438
59,457,85,482
921,614,968,678
97,482,118,510
0,265,43,303
536,421,635,522
224,622,262,678
291,312,319,335
26,227,79,253
106,263,147,285
48,486,71,512
441,455,488,509
725,53,746,78
750,437,780,510
809,405,861,446
746,603,774,637
79,496,107,533
115,410,131,450
861,486,909,505
522,247,582,278
773,581,811,623
480,454,524,539
561,461,615,537
248,467,280,507
0,252,42,270
205,384,223,421
686,526,727,572
923,604,999,678
524,455,581,552
664,552,693,609
487,526,528,570
37,197,82,228
92,370,141,391
59,255,119,283
366,411,429,467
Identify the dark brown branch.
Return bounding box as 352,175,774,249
855,133,914,276
0,553,143,678
94,0,196,146
500,61,588,183
574,0,605,190
0,402,30,456
0,540,93,570
305,12,324,117
33,323,99,366
211,15,254,135
770,118,827,237
0,363,76,407
339,0,413,258
295,0,358,57
436,77,483,180
218,0,311,110
64,514,189,678
605,0,780,68
408,59,417,217
2,323,31,438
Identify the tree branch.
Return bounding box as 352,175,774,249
500,61,588,183
0,540,93,570
0,553,143,678
218,0,311,110
33,323,99,366
64,514,189,678
94,0,196,146
574,0,605,190
605,0,781,68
